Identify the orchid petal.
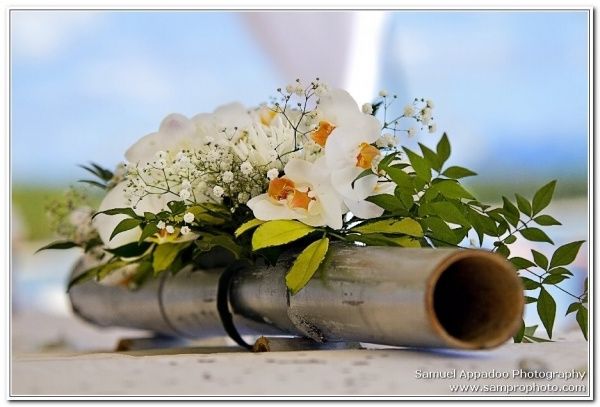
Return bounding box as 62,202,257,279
344,198,384,220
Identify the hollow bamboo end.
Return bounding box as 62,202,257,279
426,250,524,350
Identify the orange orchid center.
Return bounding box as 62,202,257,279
310,121,336,147
268,177,315,211
268,177,296,200
289,189,312,210
356,143,381,169
260,109,277,126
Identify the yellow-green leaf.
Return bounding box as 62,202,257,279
252,220,315,251
152,242,188,273
390,236,421,247
351,218,423,238
234,218,266,238
187,205,225,225
286,237,329,295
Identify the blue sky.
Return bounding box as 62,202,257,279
11,10,589,187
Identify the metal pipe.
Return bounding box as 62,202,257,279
69,246,524,350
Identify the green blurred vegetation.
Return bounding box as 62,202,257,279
12,184,101,241
468,178,587,203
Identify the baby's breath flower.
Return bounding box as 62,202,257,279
428,123,437,134
165,225,175,234
240,161,253,175
181,180,191,190
403,104,415,117
407,127,417,138
213,185,224,198
379,89,388,97
426,99,434,108
155,158,167,169
183,212,195,224
180,226,191,235
157,220,166,230
238,192,250,204
222,171,234,183
179,189,191,200
362,103,373,115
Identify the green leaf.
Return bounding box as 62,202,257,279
513,320,525,343
351,218,423,237
532,180,556,215
144,212,156,220
105,242,152,258
504,235,517,244
394,187,414,210
496,243,510,258
418,143,441,172
519,227,554,244
524,325,538,336
385,166,413,190
93,207,139,220
531,249,548,270
429,201,470,227
36,240,79,253
515,194,532,216
403,147,431,182
285,237,329,295
501,197,520,227
548,266,573,276
576,306,588,340
431,180,474,200
537,287,556,339
533,214,562,226
196,233,243,259
252,220,315,251
139,223,160,242
436,133,451,167
153,242,189,273
167,200,187,215
366,194,406,213
466,207,498,244
542,274,567,285
525,296,537,304
509,256,536,270
423,216,460,245
187,205,227,225
377,152,399,170
566,302,580,315
521,277,540,290
110,218,143,241
549,240,585,269
67,267,99,291
442,166,477,179
234,218,266,238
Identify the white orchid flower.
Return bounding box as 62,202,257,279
125,113,201,164
247,157,345,229
314,88,386,219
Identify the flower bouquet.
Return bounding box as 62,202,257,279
41,79,586,345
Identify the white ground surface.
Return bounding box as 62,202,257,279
10,311,589,398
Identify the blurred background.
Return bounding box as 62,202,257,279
10,10,588,346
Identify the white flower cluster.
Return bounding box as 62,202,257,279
93,80,435,248
47,187,100,247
